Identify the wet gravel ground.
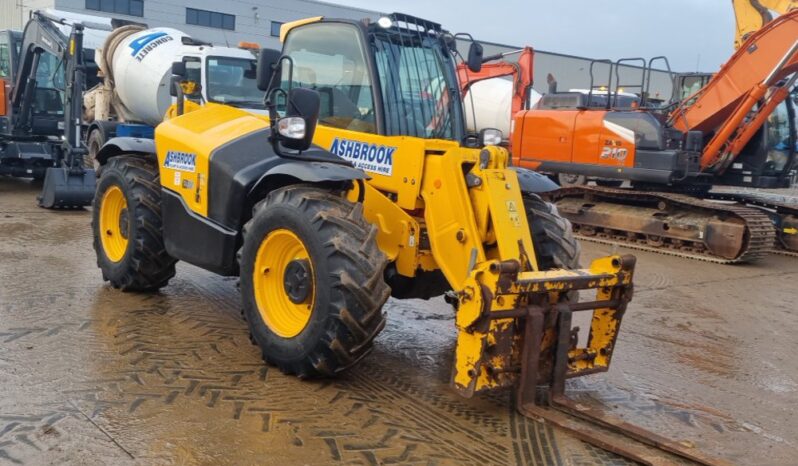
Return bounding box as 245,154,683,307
2,177,797,465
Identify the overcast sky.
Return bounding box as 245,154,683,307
333,0,736,72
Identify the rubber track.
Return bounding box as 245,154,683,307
707,191,798,255
547,186,777,264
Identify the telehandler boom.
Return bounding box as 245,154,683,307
91,12,725,464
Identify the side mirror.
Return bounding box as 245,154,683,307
256,48,282,91
170,61,186,98
276,87,320,152
467,42,483,73
171,61,186,78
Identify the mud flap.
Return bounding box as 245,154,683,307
38,167,96,209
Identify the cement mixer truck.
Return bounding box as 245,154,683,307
83,25,263,167
1,9,263,207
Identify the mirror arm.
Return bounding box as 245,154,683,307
266,88,287,156
173,78,185,116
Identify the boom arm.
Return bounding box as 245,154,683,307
733,0,797,49
457,47,535,115
670,10,798,172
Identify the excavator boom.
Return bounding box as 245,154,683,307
457,47,535,116
670,10,798,172
458,9,797,262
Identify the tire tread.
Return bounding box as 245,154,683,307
93,156,176,291
240,186,389,377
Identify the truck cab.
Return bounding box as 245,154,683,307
179,45,264,113
84,28,264,166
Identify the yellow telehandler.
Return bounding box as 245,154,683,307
90,13,724,465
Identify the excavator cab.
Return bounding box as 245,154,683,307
716,92,797,188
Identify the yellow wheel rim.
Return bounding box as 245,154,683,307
253,229,315,338
99,185,129,263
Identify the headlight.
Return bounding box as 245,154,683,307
277,117,306,140
480,128,503,146
377,17,393,28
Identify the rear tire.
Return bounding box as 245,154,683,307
239,185,390,378
92,156,176,291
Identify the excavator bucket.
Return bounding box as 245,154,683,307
38,167,96,209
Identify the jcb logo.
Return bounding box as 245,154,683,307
600,146,628,162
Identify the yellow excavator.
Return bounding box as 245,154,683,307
733,0,797,49
90,13,726,465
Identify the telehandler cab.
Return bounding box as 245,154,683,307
92,13,720,464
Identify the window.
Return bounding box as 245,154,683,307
184,59,201,84
85,0,143,17
0,38,9,78
281,23,376,133
372,30,457,139
32,51,64,116
764,102,793,173
206,57,264,108
270,21,283,38
186,8,235,31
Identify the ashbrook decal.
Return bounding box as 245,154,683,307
164,151,196,172
129,32,174,62
329,138,396,176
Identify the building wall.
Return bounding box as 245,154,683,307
52,0,378,48
1,0,679,98
1,0,58,30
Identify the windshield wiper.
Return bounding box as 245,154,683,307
220,100,266,109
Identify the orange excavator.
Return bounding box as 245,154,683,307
459,8,798,263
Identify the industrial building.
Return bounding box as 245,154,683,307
1,0,679,98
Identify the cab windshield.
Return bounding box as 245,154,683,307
280,19,463,140
370,24,460,140
206,56,265,109
763,99,796,174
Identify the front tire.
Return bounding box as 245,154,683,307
92,156,176,291
524,193,581,270
525,194,581,383
239,186,390,378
